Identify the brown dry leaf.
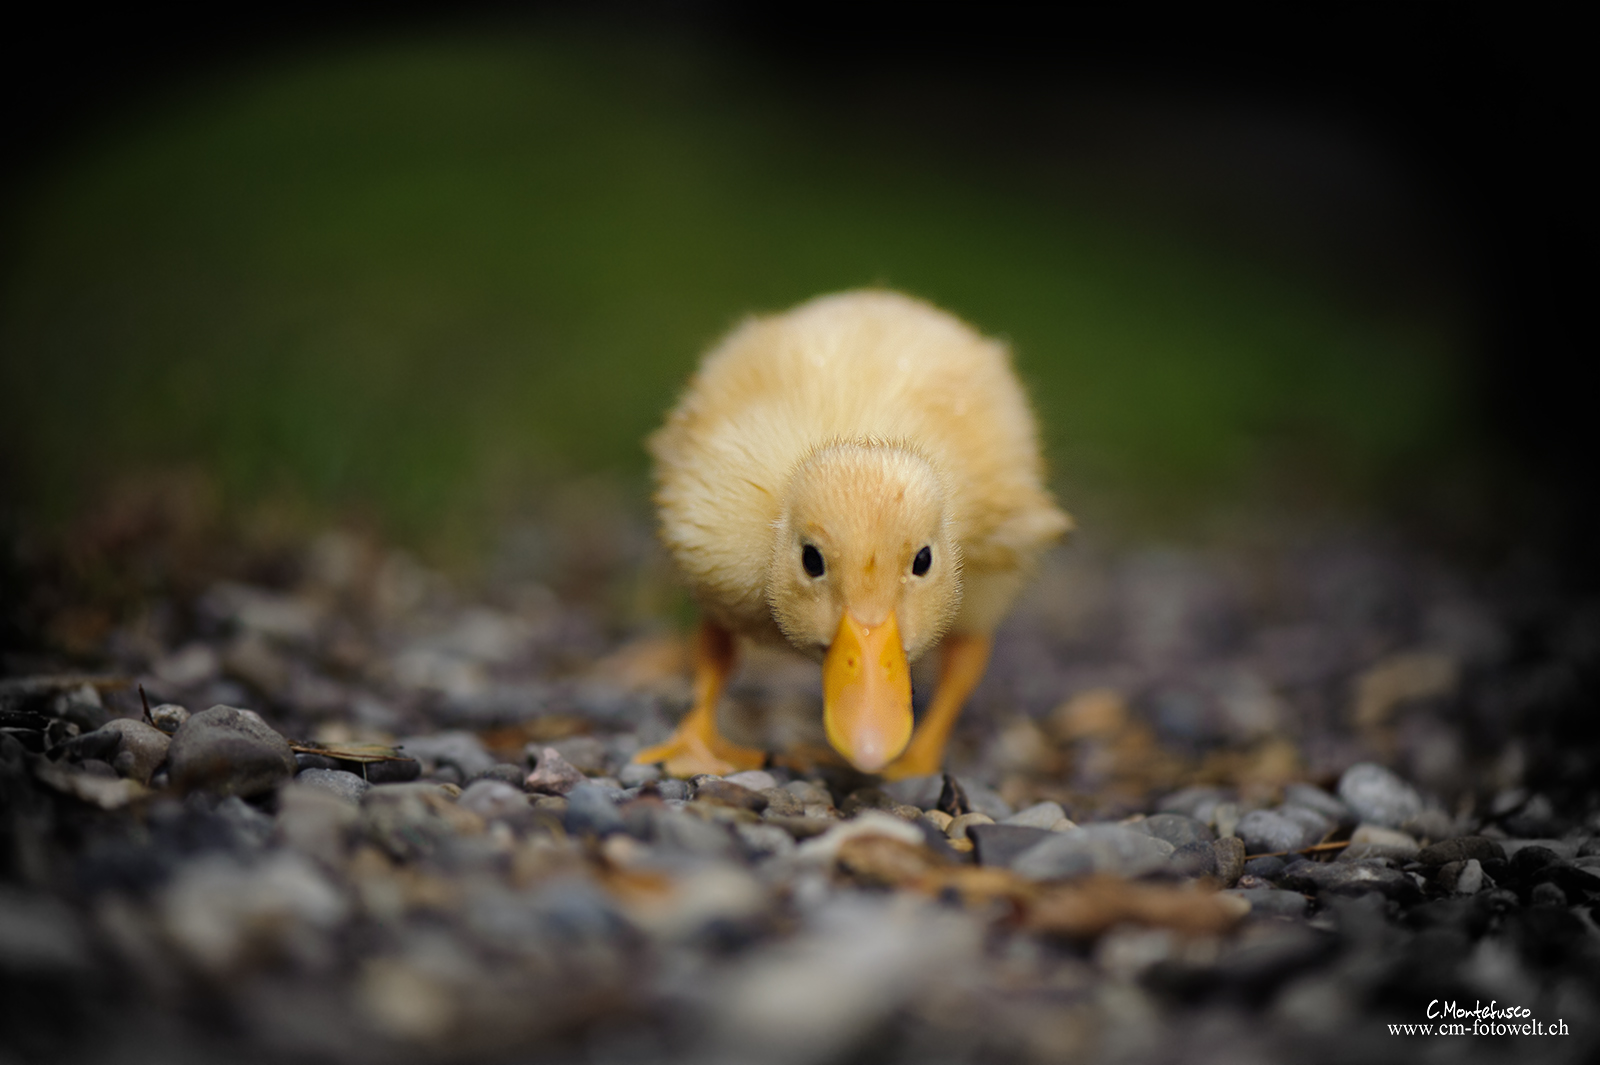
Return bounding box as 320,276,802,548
290,740,411,763
1026,876,1249,939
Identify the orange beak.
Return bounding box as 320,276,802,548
823,611,913,773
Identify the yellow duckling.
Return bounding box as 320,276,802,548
634,290,1071,779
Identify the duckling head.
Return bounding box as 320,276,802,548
766,441,962,772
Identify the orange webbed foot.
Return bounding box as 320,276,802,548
633,731,766,779
879,743,944,780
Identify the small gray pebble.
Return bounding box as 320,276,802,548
1236,809,1314,856
565,783,625,837
294,768,371,803
1013,824,1174,879
213,794,274,850
655,779,691,802
734,821,795,860
1340,824,1420,863
399,731,497,780
1168,840,1218,878
1417,837,1505,867
784,780,833,806
61,728,120,763
459,779,532,822
958,778,1014,821
1213,802,1242,840
618,763,661,787
1530,881,1566,907
1401,807,1456,842
1243,855,1286,880
1133,813,1213,847
1501,838,1578,861
540,735,609,775
1282,783,1351,824
1002,801,1069,830
149,703,190,734
761,788,805,818
654,809,739,858
99,718,170,784
52,683,107,732
723,769,779,793
1455,859,1486,895
1157,786,1230,820
361,757,421,784
1337,762,1424,829
470,763,526,787
968,824,1054,868
1279,858,1416,899
880,774,943,810
525,747,587,796
167,706,296,798
694,779,768,811
1212,837,1246,887
1277,804,1335,844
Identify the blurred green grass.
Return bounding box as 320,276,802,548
0,32,1466,551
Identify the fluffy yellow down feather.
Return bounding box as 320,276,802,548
637,290,1071,779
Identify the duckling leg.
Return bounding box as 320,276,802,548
881,632,992,780
632,619,768,778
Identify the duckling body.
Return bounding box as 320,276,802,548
637,290,1070,778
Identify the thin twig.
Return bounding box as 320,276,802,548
1243,840,1352,860
286,740,412,763
139,684,152,726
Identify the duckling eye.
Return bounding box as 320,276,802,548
912,545,932,577
801,544,825,578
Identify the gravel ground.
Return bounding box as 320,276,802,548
4,498,1600,1065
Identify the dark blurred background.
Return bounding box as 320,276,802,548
1,3,1588,565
